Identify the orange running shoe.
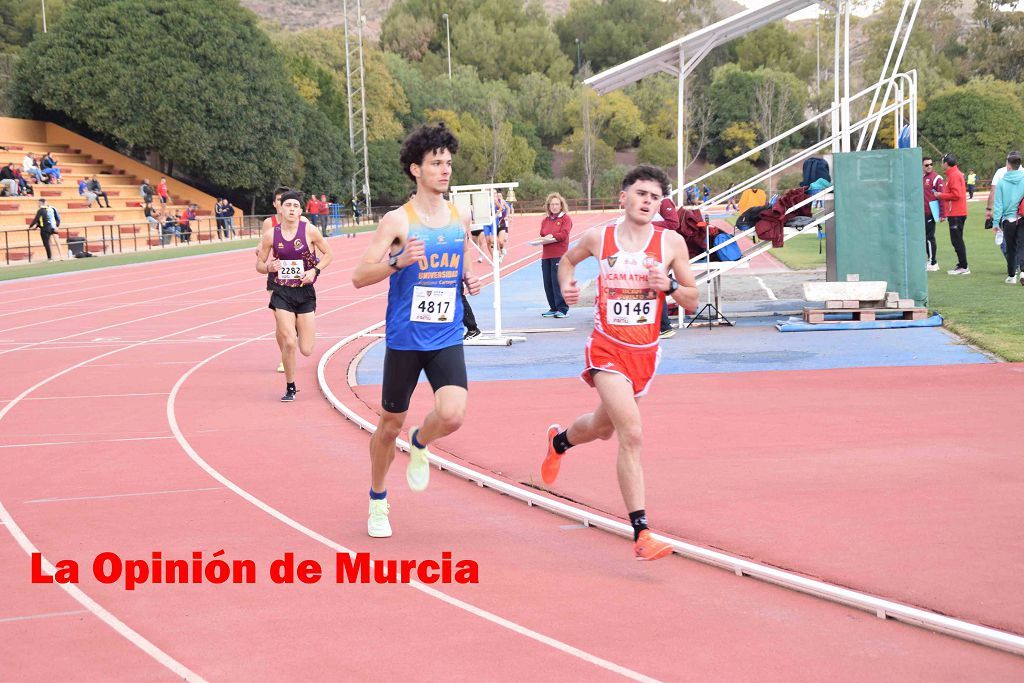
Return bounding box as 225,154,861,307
541,424,562,484
634,530,673,561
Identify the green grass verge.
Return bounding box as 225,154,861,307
767,231,826,271
926,203,1024,361
0,224,377,282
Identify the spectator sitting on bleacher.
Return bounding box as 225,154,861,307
144,202,160,234
0,162,18,196
78,178,98,207
22,153,44,184
14,168,33,196
86,175,112,208
162,212,178,239
40,152,62,183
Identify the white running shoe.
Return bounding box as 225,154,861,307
1006,275,1019,284
406,427,431,492
947,267,971,275
368,498,392,538
926,263,939,272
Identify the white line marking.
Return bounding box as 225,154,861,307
0,500,206,681
24,392,170,401
755,276,778,301
0,436,174,449
0,610,89,624
26,487,223,504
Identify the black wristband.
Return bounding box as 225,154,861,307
313,266,321,276
666,278,679,296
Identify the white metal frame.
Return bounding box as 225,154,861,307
449,182,522,345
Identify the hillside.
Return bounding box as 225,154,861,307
241,0,746,38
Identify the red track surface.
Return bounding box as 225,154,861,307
2,216,1022,680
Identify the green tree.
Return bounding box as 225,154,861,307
383,0,570,84
514,73,572,147
734,22,814,81
565,89,645,150
555,0,682,75
12,0,351,197
0,0,69,52
919,81,1024,176
368,139,414,205
967,1,1024,83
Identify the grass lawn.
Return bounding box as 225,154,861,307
0,224,376,282
768,231,826,271
927,202,1024,362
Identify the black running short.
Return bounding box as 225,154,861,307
471,227,483,236
496,219,508,234
268,283,316,314
381,343,467,414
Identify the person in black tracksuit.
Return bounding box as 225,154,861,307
28,199,63,260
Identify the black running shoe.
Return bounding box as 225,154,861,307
464,328,482,341
281,386,298,402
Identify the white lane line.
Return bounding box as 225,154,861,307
165,236,657,682
0,610,89,624
0,436,175,449
755,276,778,301
24,392,170,401
26,487,223,504
0,500,206,681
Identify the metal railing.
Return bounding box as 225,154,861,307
0,211,380,265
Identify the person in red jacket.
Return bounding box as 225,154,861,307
652,196,681,337
539,192,572,317
305,195,321,227
937,153,969,275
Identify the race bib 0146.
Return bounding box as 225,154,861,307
606,294,655,326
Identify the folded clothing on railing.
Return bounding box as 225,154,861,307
755,187,811,247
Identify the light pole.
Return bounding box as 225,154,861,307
574,38,581,74
41,0,47,33
442,13,452,81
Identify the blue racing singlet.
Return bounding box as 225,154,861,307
385,202,466,351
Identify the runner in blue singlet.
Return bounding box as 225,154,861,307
352,123,480,538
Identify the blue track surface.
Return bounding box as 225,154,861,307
355,255,992,385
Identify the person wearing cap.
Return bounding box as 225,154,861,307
936,153,969,275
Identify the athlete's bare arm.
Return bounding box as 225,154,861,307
557,227,601,306
300,224,334,285
352,208,423,288
255,225,278,274
458,205,481,295
655,230,700,312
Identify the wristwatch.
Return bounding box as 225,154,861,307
666,278,679,295
313,266,321,276
388,255,401,270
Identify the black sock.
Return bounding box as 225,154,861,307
286,382,296,392
553,430,573,455
628,510,648,541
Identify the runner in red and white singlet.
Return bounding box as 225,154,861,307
540,165,699,561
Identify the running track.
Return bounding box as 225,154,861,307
1,218,1022,680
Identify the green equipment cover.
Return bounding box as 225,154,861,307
833,148,928,305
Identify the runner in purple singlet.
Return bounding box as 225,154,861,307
256,190,334,401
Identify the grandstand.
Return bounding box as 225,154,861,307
0,117,239,263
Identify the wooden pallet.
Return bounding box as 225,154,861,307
803,307,928,323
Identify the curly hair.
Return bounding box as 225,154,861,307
399,123,460,182
621,165,670,197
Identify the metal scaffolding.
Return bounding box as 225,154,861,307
342,0,372,216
